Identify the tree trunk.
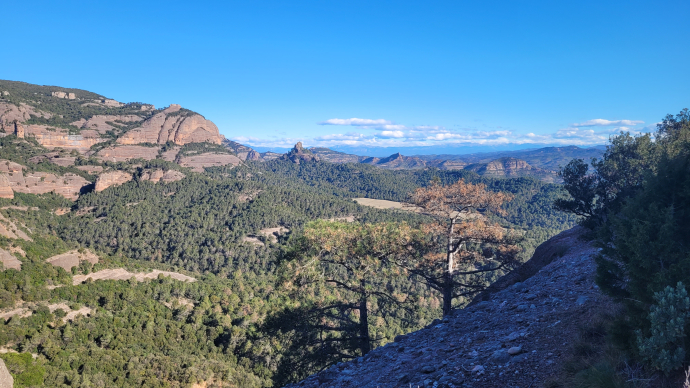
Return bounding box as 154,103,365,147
443,220,456,316
442,276,453,316
359,279,371,355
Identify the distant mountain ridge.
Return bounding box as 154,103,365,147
0,79,603,188
308,146,603,182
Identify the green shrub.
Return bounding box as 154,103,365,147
637,282,690,374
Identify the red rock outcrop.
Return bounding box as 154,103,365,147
96,145,159,162
16,173,88,200
161,146,180,162
0,102,51,132
95,170,133,192
24,125,103,152
141,169,185,183
76,165,103,174
71,115,143,133
465,157,543,178
14,121,24,138
28,152,76,167
0,174,13,199
179,153,242,172
0,160,89,200
116,104,223,146
51,91,76,99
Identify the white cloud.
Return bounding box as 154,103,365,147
319,118,392,126
235,116,651,150
571,119,644,127
380,130,405,138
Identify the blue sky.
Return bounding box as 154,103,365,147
2,1,688,154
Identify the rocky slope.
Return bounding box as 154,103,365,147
287,226,608,388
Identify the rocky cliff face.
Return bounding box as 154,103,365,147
0,159,89,200
117,104,223,146
140,169,185,183
24,125,104,152
463,157,557,182
287,227,608,388
94,171,133,192
96,145,159,162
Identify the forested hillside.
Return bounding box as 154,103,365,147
0,88,578,386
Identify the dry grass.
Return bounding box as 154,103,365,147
353,198,406,210
72,268,195,285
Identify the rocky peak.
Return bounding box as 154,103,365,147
246,150,261,161
282,142,319,164
116,104,222,146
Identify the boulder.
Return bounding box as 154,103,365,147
52,91,67,98
95,171,133,192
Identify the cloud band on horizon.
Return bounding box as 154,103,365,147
232,117,647,149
